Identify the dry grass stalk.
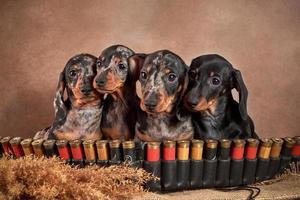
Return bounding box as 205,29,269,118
0,156,154,200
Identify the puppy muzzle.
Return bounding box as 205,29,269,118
94,73,107,88
80,86,93,95
143,91,159,112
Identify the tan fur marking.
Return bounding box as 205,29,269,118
194,97,218,114
146,65,151,73
99,70,124,92
69,76,101,108
164,69,171,74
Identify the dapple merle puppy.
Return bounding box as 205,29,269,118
133,50,194,141
184,54,258,140
34,54,103,140
93,45,143,140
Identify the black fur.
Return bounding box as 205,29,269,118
184,54,258,140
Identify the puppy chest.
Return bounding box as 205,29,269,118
145,117,193,140
102,101,127,127
60,108,102,133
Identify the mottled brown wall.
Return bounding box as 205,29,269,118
0,0,299,138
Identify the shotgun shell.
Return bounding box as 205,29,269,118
219,139,232,160
147,141,161,162
163,140,176,161
191,139,204,160
281,137,296,157
70,139,84,160
270,138,284,159
245,138,259,160
56,140,71,160
177,140,190,160
231,139,246,160
43,139,58,157
258,138,273,159
205,139,218,160
21,138,34,156
83,140,97,161
292,136,300,157
96,140,109,161
32,139,45,157
109,139,122,162
0,136,13,156
9,137,24,158
122,140,136,162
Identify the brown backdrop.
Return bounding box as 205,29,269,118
0,0,299,139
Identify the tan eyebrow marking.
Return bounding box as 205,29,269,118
112,56,121,64
210,71,215,76
146,65,151,72
164,68,171,74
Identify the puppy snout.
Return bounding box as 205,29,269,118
95,73,107,87
186,94,199,107
96,78,106,86
144,92,158,111
81,87,92,95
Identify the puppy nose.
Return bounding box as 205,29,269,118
81,87,92,94
96,78,105,86
144,93,158,110
145,100,157,108
187,96,199,106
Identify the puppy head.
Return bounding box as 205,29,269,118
63,54,100,105
137,50,188,114
184,54,248,120
93,45,135,93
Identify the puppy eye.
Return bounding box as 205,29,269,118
168,73,177,82
189,71,197,79
69,70,77,77
118,63,126,70
140,71,147,80
211,77,221,86
96,60,102,68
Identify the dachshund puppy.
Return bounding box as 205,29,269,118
184,54,258,140
34,54,103,140
93,45,142,140
133,50,194,141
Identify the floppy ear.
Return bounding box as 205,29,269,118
175,65,190,121
53,70,68,124
128,53,147,83
180,65,189,100
231,69,249,121
128,53,147,98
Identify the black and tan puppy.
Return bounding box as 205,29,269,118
34,54,103,140
184,54,258,140
93,45,142,140
133,50,194,141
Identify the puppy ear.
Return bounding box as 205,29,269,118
176,65,189,122
53,70,68,124
178,64,189,102
231,69,248,121
182,66,189,97
135,81,143,99
128,53,147,83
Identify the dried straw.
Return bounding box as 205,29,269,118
0,156,154,200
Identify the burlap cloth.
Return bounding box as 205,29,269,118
135,173,300,200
